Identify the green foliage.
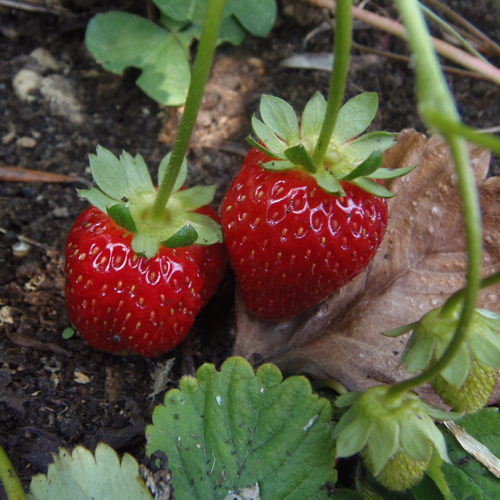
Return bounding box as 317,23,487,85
146,356,336,500
28,444,153,500
85,0,277,105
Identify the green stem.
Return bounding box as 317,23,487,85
0,445,25,500
388,0,483,399
311,0,352,168
442,269,500,315
312,379,349,395
150,0,226,221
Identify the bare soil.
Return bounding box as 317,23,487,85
1,0,500,495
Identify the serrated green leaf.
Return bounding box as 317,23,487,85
107,204,138,233
29,443,153,500
336,413,373,458
301,92,327,139
260,95,300,145
340,132,397,164
367,421,399,475
340,150,383,181
382,322,418,338
86,12,190,105
251,115,288,157
284,145,317,173
186,212,222,245
146,357,335,500
441,344,470,387
369,162,418,180
172,185,216,211
89,146,130,200
158,153,188,193
351,178,395,198
332,93,379,146
161,224,198,248
441,409,500,499
314,169,345,196
77,187,120,213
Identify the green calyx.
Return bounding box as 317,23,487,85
78,146,222,258
247,93,414,197
334,386,456,482
391,305,500,391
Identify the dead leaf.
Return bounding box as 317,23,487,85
74,370,90,384
232,129,500,407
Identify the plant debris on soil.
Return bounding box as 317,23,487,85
1,0,500,495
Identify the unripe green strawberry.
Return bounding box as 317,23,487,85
431,358,497,413
334,386,456,492
390,305,500,413
363,449,430,491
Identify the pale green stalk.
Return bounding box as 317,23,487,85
0,445,25,500
387,0,483,399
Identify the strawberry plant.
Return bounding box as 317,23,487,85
85,0,277,106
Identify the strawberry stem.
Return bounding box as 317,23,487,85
311,0,352,169
0,445,25,500
149,0,227,222
387,0,483,399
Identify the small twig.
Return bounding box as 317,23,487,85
0,227,53,250
0,164,90,186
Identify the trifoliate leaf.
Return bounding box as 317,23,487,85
86,12,190,105
284,145,317,173
172,185,216,211
251,115,287,157
260,95,300,145
158,152,188,193
352,178,395,198
28,443,153,500
77,187,120,214
161,224,198,248
331,93,379,146
340,150,383,180
107,204,138,233
301,92,327,139
340,131,397,164
146,357,336,500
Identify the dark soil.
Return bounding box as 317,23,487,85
1,0,500,496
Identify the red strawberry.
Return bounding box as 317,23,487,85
64,148,227,357
221,93,413,321
221,148,388,320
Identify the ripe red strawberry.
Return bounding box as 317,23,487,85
64,148,227,357
221,93,413,321
221,148,388,320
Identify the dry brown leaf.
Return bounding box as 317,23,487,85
232,129,500,406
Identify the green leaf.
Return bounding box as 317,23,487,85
415,415,450,463
476,309,500,331
89,146,130,201
29,443,153,500
330,490,364,500
351,178,395,198
369,162,419,180
146,357,336,500
340,131,397,164
246,135,282,159
400,417,432,462
424,453,452,500
469,329,500,367
161,224,198,248
382,322,418,337
301,92,327,139
251,115,288,157
62,327,75,340
284,145,317,173
335,391,362,408
336,413,373,458
77,187,120,214
86,12,190,106
186,212,223,245
131,230,161,259
332,93,379,145
218,15,247,45
261,159,295,172
158,153,188,193
441,409,500,499
172,185,216,211
440,344,470,387
260,95,300,145
154,0,206,24
107,204,138,233
228,0,277,37
314,169,345,196
411,472,447,500
119,152,155,196
340,150,383,181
